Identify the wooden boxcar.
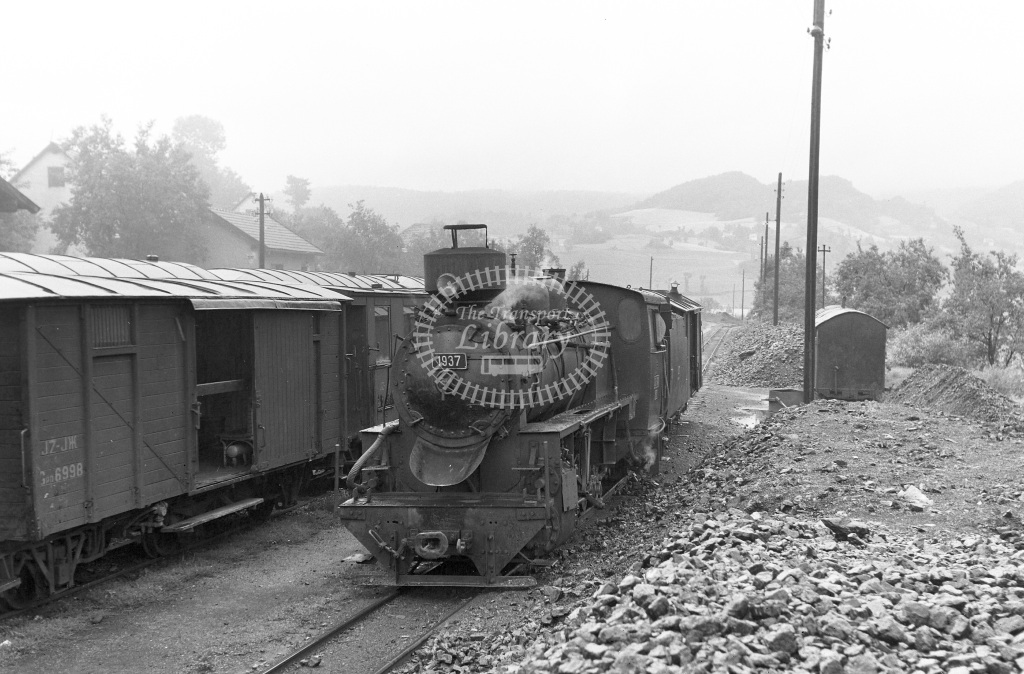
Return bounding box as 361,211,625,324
814,306,888,401
0,267,348,607
209,268,427,451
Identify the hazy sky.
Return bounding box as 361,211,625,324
4,1,1022,197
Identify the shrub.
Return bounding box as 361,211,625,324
976,366,1024,402
888,323,971,368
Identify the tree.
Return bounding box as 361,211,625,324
832,239,946,328
51,118,211,263
501,224,560,270
284,175,311,211
0,150,39,252
297,201,405,273
172,115,250,208
940,227,1024,366
750,242,814,322
567,260,588,281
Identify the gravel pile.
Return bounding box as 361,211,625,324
503,511,1024,674
707,322,803,389
888,365,1022,426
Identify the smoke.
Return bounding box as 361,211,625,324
486,277,553,317
633,422,667,472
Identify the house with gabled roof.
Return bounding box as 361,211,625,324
0,176,41,214
9,142,71,253
202,208,322,270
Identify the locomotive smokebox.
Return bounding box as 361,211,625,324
424,224,506,297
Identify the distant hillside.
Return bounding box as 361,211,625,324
637,171,774,220
957,180,1024,229
306,185,644,237
638,172,950,242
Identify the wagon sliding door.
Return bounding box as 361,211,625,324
252,311,319,470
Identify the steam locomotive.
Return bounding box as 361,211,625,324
340,225,702,586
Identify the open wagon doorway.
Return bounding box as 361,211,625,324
193,310,255,488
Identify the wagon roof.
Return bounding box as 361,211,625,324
209,267,426,294
0,271,350,310
0,252,218,279
815,305,888,329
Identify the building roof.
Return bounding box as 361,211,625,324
209,208,322,255
0,177,41,214
11,142,68,184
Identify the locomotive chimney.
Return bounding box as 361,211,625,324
146,254,159,262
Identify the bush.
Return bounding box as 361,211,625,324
976,366,1024,402
887,323,971,368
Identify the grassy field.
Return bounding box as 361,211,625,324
555,234,754,312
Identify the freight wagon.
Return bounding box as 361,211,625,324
0,267,349,608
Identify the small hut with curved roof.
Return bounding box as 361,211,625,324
815,306,887,400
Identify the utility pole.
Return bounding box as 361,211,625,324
759,236,764,285
763,212,769,285
773,173,783,326
741,269,745,321
649,256,653,288
818,244,831,308
803,0,826,404
256,193,268,269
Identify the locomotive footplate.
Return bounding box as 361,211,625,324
338,493,548,587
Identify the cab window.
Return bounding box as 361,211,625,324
374,305,392,364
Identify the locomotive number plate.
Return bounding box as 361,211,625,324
433,353,468,370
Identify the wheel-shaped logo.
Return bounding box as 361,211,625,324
411,266,611,409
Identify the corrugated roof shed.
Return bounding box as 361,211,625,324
815,305,888,328
209,208,323,254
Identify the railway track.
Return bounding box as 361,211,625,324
702,324,733,372
262,587,479,674
0,500,304,620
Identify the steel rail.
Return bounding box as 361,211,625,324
370,593,478,674
261,589,403,674
702,325,732,373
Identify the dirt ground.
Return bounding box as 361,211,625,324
4,324,1024,673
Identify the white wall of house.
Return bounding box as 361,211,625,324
13,146,71,254
196,219,315,270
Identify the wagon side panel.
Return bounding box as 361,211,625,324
0,306,30,540
31,305,88,537
320,312,342,457
253,311,316,470
137,304,190,502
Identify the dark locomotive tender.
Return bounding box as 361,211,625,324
340,226,702,586
0,253,424,609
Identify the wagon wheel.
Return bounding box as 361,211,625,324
1,561,46,611
141,530,182,558
250,499,275,524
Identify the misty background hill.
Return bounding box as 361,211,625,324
302,173,1022,310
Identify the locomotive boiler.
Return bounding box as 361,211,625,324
339,225,702,586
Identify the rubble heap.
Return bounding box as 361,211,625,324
888,364,1022,425
503,511,1024,674
707,322,803,389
